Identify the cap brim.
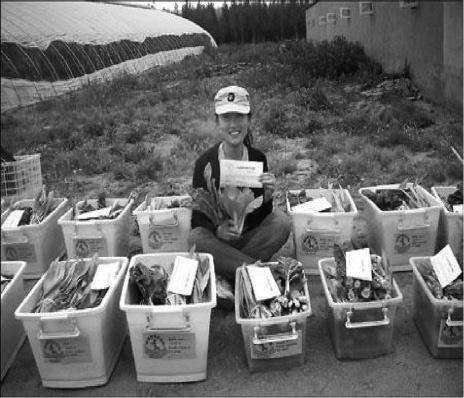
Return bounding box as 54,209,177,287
215,104,250,115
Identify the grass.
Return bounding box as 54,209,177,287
1,38,462,204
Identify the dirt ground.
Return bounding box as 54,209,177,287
1,270,462,397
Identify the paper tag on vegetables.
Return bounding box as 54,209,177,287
346,248,372,281
2,210,24,228
291,197,332,213
167,256,199,295
91,261,120,290
77,207,112,220
219,159,263,188
453,205,463,214
246,265,281,301
430,245,461,288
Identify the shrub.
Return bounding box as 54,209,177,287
135,155,164,181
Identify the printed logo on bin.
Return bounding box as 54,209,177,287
148,230,163,250
252,342,276,358
5,246,19,260
43,340,65,360
394,234,411,254
301,233,319,253
75,240,90,257
144,334,168,358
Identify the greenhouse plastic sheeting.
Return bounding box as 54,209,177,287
1,2,216,112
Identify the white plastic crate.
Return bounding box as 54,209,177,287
431,186,463,263
133,196,192,253
1,261,27,380
14,257,128,388
1,198,68,279
409,256,463,358
318,256,403,359
58,198,133,258
120,252,216,383
286,189,358,275
234,264,312,372
359,183,442,271
1,154,43,200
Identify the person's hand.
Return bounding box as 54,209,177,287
259,172,276,202
216,219,241,242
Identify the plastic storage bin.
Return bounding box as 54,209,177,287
1,154,42,201
234,265,312,372
14,256,128,388
318,257,403,359
133,196,192,253
286,189,358,275
409,256,463,358
120,252,216,382
1,198,68,279
58,198,133,258
359,183,442,271
431,186,463,263
1,261,27,380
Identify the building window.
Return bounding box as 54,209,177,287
340,7,351,19
399,1,419,8
327,13,337,24
319,16,327,25
359,1,374,15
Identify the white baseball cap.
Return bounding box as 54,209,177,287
214,86,251,115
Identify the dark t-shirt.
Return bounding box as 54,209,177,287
191,142,273,233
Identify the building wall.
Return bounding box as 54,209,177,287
306,1,462,108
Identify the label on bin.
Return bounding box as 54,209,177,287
41,337,92,363
148,227,179,251
301,230,340,254
437,319,463,348
167,256,199,295
430,245,461,288
3,243,36,262
250,330,302,359
346,248,372,281
392,229,429,255
73,237,107,257
143,332,196,359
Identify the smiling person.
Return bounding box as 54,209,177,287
188,85,291,291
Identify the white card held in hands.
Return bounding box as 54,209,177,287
167,256,199,296
246,265,281,301
219,159,263,188
430,245,462,288
346,248,373,281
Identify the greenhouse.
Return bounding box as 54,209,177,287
1,1,216,112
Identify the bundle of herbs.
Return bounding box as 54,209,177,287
3,186,58,227
436,183,463,212
34,255,119,313
415,258,463,301
324,244,393,303
363,181,430,211
189,163,263,234
129,249,210,305
144,195,192,210
237,257,310,319
72,192,126,220
287,186,351,213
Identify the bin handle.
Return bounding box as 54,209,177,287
345,307,390,329
397,210,430,231
149,213,179,228
73,223,103,238
305,218,341,234
38,317,80,339
1,230,29,244
253,321,297,345
145,312,191,332
446,308,463,327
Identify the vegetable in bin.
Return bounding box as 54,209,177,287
287,186,350,213
325,244,392,303
72,191,129,220
415,259,463,301
129,250,211,305
238,257,309,319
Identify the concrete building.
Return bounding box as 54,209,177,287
306,1,463,109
